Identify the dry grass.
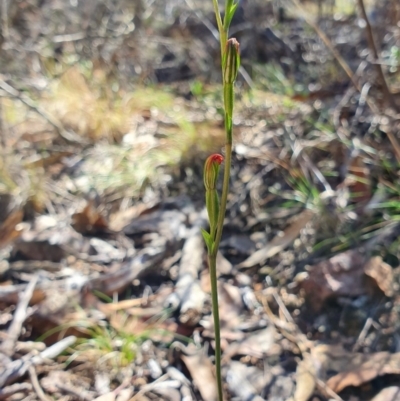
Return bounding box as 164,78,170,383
1,64,226,204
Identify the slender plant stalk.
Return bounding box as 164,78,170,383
202,2,240,401
207,144,232,401
208,253,224,400
213,143,232,254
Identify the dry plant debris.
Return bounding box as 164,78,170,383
1,0,400,400
299,250,395,310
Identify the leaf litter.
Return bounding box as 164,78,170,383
1,0,400,400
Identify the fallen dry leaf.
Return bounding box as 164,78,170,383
293,354,317,401
109,202,156,232
223,325,277,361
292,344,400,400
293,344,347,401
94,393,116,401
217,281,245,331
71,200,110,235
226,362,265,401
238,209,314,268
364,256,394,297
299,250,366,309
327,352,400,393
180,345,217,401
116,388,133,401
299,250,392,310
0,210,23,249
94,389,132,401
370,386,400,401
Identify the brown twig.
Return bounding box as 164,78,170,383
356,0,397,111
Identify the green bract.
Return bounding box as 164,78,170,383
204,154,224,245
223,38,240,85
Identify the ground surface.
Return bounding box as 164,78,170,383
1,0,400,400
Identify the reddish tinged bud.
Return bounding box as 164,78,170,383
223,38,240,84
204,154,224,191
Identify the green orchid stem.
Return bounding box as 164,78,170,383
208,143,231,401
207,253,224,401
208,141,231,401
212,141,232,255
207,3,237,401
208,51,234,401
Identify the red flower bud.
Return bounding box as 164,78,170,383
204,154,224,191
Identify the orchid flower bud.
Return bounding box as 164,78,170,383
204,154,224,191
223,38,240,84
204,154,224,241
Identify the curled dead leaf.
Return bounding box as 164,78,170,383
327,352,400,393
364,256,394,297
299,250,394,311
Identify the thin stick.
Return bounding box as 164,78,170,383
1,275,38,356
29,366,52,401
0,79,82,143
352,317,373,352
